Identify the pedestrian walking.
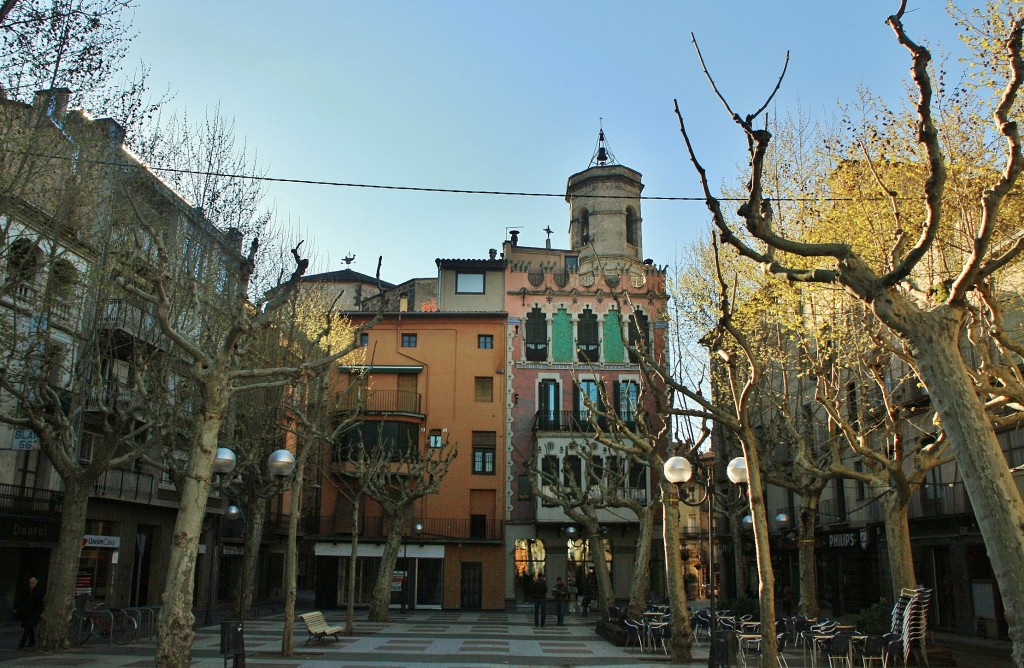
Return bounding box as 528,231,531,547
552,576,568,625
14,577,43,649
532,574,548,627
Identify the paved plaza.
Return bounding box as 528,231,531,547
0,609,1014,667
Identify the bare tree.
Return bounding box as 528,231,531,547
675,5,1024,663
337,421,456,622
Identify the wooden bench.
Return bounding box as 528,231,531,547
298,611,344,643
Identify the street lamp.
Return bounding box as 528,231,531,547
664,453,749,668
203,447,296,624
664,454,716,668
400,522,425,613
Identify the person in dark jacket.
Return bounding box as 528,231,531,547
532,574,548,627
551,577,568,625
15,577,43,649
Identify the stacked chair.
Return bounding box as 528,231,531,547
885,587,932,666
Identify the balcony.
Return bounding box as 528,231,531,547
92,468,154,504
97,299,164,346
83,380,134,412
909,482,973,519
309,515,504,542
336,389,422,415
0,483,63,517
533,410,637,434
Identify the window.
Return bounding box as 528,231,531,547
474,377,493,402
628,309,650,363
538,379,560,429
565,455,582,488
575,379,600,423
514,538,546,601
854,461,866,500
579,209,590,245
626,206,640,246
589,455,604,488
470,514,488,539
525,307,548,361
628,461,649,505
428,429,443,448
517,474,532,500
49,259,78,301
615,380,639,427
341,421,419,461
401,333,417,348
577,308,599,362
478,334,494,349
359,332,369,347
456,271,485,293
565,256,579,271
472,431,496,474
541,455,559,506
7,238,39,295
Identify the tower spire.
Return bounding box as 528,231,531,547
589,119,617,168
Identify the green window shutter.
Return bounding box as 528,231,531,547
603,311,624,363
552,308,573,362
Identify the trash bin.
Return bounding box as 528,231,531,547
712,630,736,667
220,620,245,668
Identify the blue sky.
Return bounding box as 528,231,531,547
127,1,972,282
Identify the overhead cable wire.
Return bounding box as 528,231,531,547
9,149,975,203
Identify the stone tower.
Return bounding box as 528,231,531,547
565,130,644,271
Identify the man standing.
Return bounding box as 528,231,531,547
552,577,568,626
15,577,43,649
532,574,548,627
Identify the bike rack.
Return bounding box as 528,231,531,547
92,608,114,645
123,608,143,637
115,606,159,640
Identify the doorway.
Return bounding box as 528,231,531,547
461,562,482,610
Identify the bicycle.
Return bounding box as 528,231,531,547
68,594,138,645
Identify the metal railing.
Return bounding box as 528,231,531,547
0,483,64,515
336,389,422,414
308,515,504,541
97,299,164,346
92,468,155,504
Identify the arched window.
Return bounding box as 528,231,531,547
6,238,40,286
579,209,590,245
625,207,639,246
628,309,650,363
577,308,599,362
49,258,78,300
525,307,548,361
514,538,546,602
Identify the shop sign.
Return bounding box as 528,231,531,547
0,518,56,541
826,530,870,550
222,545,245,556
9,428,40,451
83,534,120,548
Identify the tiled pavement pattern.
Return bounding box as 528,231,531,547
0,610,1015,667
0,611,680,667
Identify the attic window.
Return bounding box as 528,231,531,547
456,272,485,294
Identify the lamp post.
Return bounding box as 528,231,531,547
663,453,749,668
203,447,296,624
203,448,240,626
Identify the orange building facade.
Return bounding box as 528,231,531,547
310,306,508,611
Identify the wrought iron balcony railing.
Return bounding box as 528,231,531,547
336,389,422,415
0,483,63,516
534,410,638,433
92,468,155,504
308,515,504,541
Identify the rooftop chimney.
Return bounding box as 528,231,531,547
489,248,497,260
